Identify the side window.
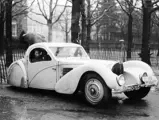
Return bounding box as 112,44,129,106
29,48,51,63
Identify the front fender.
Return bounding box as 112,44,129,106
123,60,154,75
123,60,156,85
55,63,118,94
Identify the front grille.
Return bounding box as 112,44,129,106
63,68,73,75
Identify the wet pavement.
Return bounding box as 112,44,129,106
0,83,158,120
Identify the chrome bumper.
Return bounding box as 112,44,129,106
113,77,158,94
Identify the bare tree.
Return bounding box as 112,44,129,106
85,0,114,53
3,0,35,67
12,0,35,17
141,0,159,65
58,9,71,43
116,0,140,60
30,0,68,42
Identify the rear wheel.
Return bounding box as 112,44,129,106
83,73,111,106
124,87,150,99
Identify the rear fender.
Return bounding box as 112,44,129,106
8,59,28,88
55,63,118,94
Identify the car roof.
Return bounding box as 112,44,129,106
30,42,82,48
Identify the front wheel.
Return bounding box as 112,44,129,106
124,87,150,99
84,73,111,106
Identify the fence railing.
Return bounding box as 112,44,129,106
0,49,25,84
0,48,159,84
90,48,159,66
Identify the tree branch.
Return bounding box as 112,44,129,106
91,5,113,26
12,0,35,17
90,0,99,19
52,0,68,24
152,0,159,6
42,0,48,19
30,11,44,16
151,5,159,14
37,0,48,20
43,0,49,6
27,15,46,25
12,0,23,7
12,7,28,17
51,0,58,20
117,0,130,15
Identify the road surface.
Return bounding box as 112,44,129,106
0,83,158,120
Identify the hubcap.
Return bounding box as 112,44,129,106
85,78,104,104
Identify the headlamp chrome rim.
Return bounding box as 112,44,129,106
116,74,125,86
140,72,148,83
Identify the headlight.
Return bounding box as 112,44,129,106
140,72,148,83
116,74,125,86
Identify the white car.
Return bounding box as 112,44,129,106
7,42,158,106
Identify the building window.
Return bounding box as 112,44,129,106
12,21,17,36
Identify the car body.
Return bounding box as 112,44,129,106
7,42,158,106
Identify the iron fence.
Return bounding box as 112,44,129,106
0,49,25,84
0,48,159,84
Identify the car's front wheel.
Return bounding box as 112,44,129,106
83,73,111,106
124,87,150,99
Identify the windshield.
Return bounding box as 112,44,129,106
49,46,89,58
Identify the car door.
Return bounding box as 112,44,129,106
27,47,57,90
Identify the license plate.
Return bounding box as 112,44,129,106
133,85,140,90
125,85,140,92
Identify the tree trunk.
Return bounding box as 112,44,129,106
65,20,68,43
86,21,91,53
71,0,81,44
5,0,13,67
66,32,68,43
96,25,100,48
141,3,151,65
0,2,4,55
127,15,133,60
81,0,87,50
86,0,91,53
48,20,53,42
157,30,159,57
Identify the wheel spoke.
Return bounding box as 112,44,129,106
85,78,104,104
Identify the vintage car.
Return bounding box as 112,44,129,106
7,42,158,106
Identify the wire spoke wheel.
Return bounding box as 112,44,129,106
83,73,111,106
85,78,104,104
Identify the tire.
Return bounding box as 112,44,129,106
83,73,111,106
124,87,150,99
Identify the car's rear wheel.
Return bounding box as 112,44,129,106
83,73,111,106
124,87,150,99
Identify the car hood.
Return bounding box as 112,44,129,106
58,58,118,69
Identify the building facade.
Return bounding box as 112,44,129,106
12,0,27,39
